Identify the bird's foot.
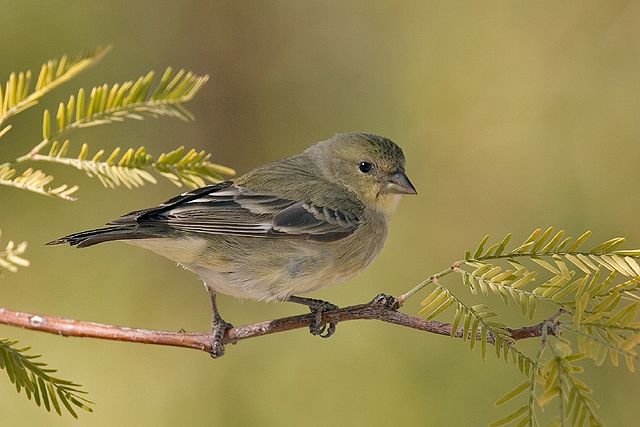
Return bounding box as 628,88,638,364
370,293,401,311
287,295,339,338
306,299,339,338
210,320,233,359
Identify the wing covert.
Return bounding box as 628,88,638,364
111,182,361,241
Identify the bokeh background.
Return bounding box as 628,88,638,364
1,1,640,425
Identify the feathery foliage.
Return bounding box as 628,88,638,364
419,280,536,373
18,67,233,190
0,45,234,197
31,141,234,189
3,49,233,196
542,345,602,427
0,339,92,417
415,227,640,426
0,47,231,417
0,46,110,132
0,163,79,200
38,67,208,145
490,340,603,427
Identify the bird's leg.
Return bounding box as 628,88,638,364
205,285,233,359
287,295,339,338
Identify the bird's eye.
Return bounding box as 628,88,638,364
358,161,373,174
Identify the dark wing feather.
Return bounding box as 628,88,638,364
109,181,235,224
111,182,361,242
271,202,359,241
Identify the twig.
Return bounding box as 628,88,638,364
396,263,460,304
0,294,558,355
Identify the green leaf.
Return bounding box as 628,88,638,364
474,234,490,259
510,271,537,289
624,256,640,276
531,226,554,254
469,317,480,351
566,230,592,252
589,237,626,254
614,249,640,257
540,229,565,254
450,304,464,337
481,327,488,359
512,228,542,254
576,254,598,271
419,286,446,308
531,256,560,274
495,233,512,256
490,405,528,427
0,229,29,274
565,254,591,274
537,386,560,407
418,291,451,317
462,311,472,342
42,109,51,140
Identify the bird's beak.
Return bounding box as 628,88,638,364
386,170,417,195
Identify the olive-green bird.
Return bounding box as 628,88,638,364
49,132,416,357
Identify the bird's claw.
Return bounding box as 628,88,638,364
210,320,233,359
308,301,338,338
371,293,400,310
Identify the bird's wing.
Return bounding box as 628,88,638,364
110,181,361,242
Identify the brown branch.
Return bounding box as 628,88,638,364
0,294,556,355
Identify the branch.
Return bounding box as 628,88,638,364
0,294,555,355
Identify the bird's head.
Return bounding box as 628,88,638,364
307,132,416,217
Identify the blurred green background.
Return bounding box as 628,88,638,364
2,1,640,425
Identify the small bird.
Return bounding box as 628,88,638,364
49,132,416,357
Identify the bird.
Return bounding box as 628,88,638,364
49,132,417,357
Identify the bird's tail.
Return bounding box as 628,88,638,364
47,225,164,248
